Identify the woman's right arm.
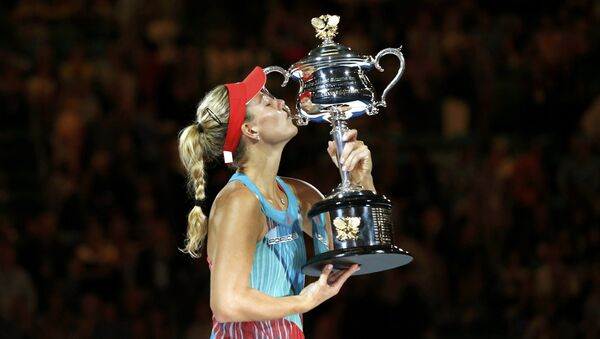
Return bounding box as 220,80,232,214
208,185,359,323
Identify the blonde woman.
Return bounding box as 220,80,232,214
178,66,374,338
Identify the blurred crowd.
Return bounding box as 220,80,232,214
0,0,599,338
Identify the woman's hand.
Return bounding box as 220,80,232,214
327,129,375,191
299,264,360,310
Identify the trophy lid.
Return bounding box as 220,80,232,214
289,15,372,80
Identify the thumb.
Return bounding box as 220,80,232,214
319,264,333,284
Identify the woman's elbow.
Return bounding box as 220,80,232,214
210,297,241,323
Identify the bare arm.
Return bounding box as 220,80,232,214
208,184,359,323
283,129,376,236
281,177,324,236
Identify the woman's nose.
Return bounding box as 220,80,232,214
276,99,285,110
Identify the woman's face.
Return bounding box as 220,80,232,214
245,88,297,144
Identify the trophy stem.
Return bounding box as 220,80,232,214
329,107,352,190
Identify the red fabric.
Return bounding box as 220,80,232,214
223,66,266,163
299,92,311,100
208,251,305,338
211,317,305,338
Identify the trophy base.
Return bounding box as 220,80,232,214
301,244,413,277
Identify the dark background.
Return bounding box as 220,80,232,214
0,0,599,338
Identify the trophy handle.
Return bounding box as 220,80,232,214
371,47,405,112
264,66,290,87
264,66,310,126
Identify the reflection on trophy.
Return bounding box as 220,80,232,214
299,92,320,114
265,14,413,276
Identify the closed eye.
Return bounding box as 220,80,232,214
263,94,275,107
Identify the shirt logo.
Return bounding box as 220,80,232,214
267,232,299,245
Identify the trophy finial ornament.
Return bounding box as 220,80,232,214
311,14,340,42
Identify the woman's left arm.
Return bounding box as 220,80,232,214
283,130,375,236
282,177,323,236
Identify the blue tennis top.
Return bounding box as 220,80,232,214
210,172,307,338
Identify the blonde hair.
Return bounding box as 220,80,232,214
178,85,251,258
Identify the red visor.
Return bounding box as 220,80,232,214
223,66,266,163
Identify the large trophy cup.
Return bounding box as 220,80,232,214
266,15,412,276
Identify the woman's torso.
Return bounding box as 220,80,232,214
209,172,306,339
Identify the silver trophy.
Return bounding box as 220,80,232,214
266,15,412,276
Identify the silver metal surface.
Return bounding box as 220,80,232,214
264,15,413,276
264,15,405,124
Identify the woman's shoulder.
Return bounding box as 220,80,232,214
207,181,264,251
212,180,261,212
280,177,324,204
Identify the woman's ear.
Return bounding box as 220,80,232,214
241,122,260,141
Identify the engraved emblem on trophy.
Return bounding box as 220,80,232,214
265,14,413,276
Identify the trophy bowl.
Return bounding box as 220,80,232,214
265,14,413,276
265,15,406,125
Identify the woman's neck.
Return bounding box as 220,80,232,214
239,148,283,196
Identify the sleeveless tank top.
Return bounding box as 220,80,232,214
210,172,307,339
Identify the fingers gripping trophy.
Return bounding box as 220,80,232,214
265,15,413,276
